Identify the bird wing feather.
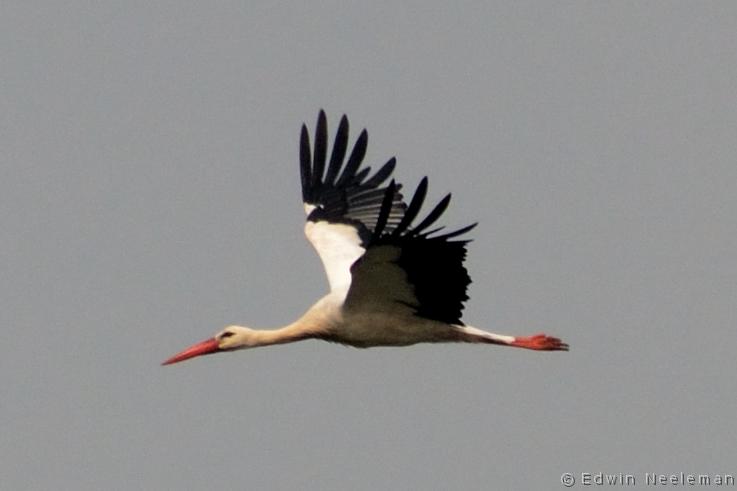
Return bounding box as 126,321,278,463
301,111,404,297
343,182,477,325
300,111,475,324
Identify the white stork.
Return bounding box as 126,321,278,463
163,111,568,365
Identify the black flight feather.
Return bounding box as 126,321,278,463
392,177,428,237
373,180,397,238
311,111,328,188
335,129,367,187
299,125,312,202
362,158,396,188
324,115,349,186
410,193,451,235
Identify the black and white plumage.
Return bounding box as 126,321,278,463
302,111,476,325
163,111,568,365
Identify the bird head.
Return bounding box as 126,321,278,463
161,325,255,365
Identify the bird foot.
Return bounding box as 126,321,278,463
511,333,569,351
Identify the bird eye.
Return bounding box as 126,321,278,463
220,331,235,339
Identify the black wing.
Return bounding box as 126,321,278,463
344,179,477,325
300,110,406,244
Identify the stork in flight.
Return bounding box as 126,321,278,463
163,111,568,365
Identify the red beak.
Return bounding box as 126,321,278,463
162,338,220,365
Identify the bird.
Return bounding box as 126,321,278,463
162,111,568,365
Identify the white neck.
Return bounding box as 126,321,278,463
250,323,316,346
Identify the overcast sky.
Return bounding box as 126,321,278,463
2,2,736,490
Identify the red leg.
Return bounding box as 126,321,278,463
510,333,569,351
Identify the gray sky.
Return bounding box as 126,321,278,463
3,2,736,490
